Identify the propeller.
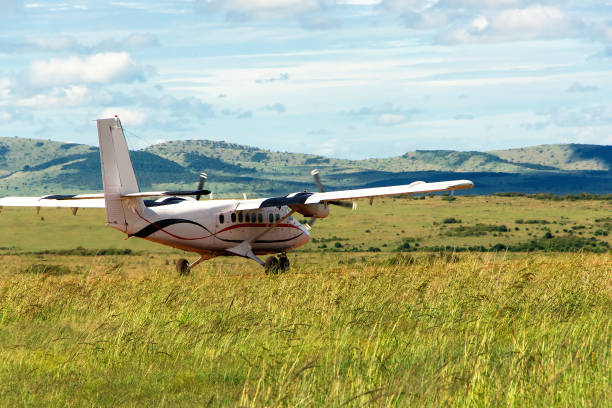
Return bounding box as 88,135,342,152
306,169,356,229
196,172,207,201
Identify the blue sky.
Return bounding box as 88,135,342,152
0,0,611,158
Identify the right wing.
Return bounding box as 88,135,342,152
0,196,106,209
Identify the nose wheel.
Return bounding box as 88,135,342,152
264,254,290,274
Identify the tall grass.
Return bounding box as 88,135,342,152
0,252,609,406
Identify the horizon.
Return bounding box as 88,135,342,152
0,2,611,159
2,134,609,161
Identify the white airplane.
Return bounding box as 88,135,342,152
0,117,473,274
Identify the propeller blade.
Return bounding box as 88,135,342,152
196,172,207,201
311,169,325,193
305,217,316,230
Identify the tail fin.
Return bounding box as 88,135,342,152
97,117,144,233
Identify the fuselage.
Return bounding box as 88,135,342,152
119,198,310,257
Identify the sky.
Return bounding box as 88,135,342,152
0,0,611,159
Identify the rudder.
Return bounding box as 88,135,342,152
97,117,144,233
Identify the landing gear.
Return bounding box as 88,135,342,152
264,256,279,274
278,255,290,272
176,258,190,275
175,255,208,276
264,254,290,274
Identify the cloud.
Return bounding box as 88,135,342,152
222,108,252,119
197,0,321,20
544,105,612,128
346,102,417,125
566,82,599,93
154,94,215,119
16,86,113,108
440,6,582,43
263,103,286,113
520,122,549,131
28,52,145,86
0,78,12,98
0,32,160,54
100,107,147,126
454,114,474,120
255,73,289,84
96,32,160,51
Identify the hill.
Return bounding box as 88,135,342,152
1,136,611,196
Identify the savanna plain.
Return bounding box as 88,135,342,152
0,195,610,407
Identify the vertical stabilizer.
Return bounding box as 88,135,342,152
97,117,144,233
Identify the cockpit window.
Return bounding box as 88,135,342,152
219,214,225,224
231,213,236,223
238,212,243,222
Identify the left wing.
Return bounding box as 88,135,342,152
236,179,473,211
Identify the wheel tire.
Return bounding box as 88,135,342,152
264,256,280,275
278,255,290,272
176,258,190,275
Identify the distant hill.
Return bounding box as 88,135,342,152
490,144,612,171
1,136,611,196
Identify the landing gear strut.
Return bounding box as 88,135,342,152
264,254,290,274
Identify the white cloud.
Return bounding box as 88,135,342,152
441,6,582,43
198,0,320,20
566,82,599,93
16,85,112,108
0,111,11,120
100,107,147,126
28,52,145,86
0,78,12,98
378,113,406,125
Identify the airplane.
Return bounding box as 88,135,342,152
0,117,474,274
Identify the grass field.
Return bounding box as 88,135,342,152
0,196,610,406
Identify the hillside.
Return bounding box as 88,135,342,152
490,144,612,171
1,136,611,196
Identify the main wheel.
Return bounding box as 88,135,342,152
176,258,190,275
278,255,290,272
264,256,280,275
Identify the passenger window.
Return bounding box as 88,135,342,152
231,213,236,223
275,214,280,222
251,213,256,223
269,213,274,223
245,213,250,222
238,212,243,222
258,213,263,223
219,214,225,224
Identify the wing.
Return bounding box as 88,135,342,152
0,188,211,210
0,196,106,209
235,179,474,211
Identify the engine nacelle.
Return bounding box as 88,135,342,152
289,203,330,219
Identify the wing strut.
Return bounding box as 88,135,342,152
226,210,297,266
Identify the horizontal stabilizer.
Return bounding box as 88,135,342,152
42,193,105,200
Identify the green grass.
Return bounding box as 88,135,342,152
0,196,611,406
0,252,609,406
